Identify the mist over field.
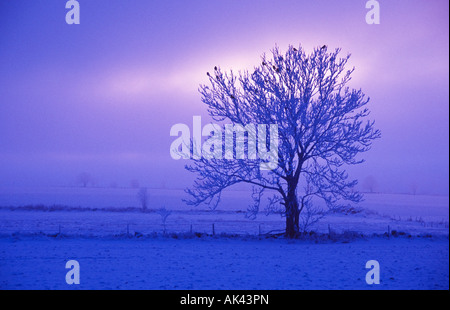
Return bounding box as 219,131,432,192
0,0,448,195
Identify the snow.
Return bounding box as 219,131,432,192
0,236,447,290
0,187,448,290
0,189,447,236
0,187,447,219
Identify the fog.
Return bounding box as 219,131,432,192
0,0,448,195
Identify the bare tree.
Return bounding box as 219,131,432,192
362,175,378,193
137,187,148,211
76,172,93,188
185,45,380,238
130,179,140,189
156,207,172,234
410,181,419,195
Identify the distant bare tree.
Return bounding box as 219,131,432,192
362,175,378,193
76,172,93,188
410,182,419,195
130,179,140,189
156,207,172,234
137,187,148,211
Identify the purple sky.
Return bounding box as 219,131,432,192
0,0,448,195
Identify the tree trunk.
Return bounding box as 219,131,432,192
285,210,295,238
285,182,299,238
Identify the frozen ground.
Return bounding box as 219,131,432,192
0,187,448,290
0,187,448,220
0,187,448,236
0,236,448,290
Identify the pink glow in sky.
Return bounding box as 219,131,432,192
0,0,448,195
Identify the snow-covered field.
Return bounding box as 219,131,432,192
0,236,448,290
0,187,448,290
0,187,447,236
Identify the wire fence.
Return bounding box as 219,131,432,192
1,219,446,238
1,206,448,238
0,221,284,237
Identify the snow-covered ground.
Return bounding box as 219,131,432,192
0,236,448,290
0,187,447,236
0,187,447,220
0,187,448,290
